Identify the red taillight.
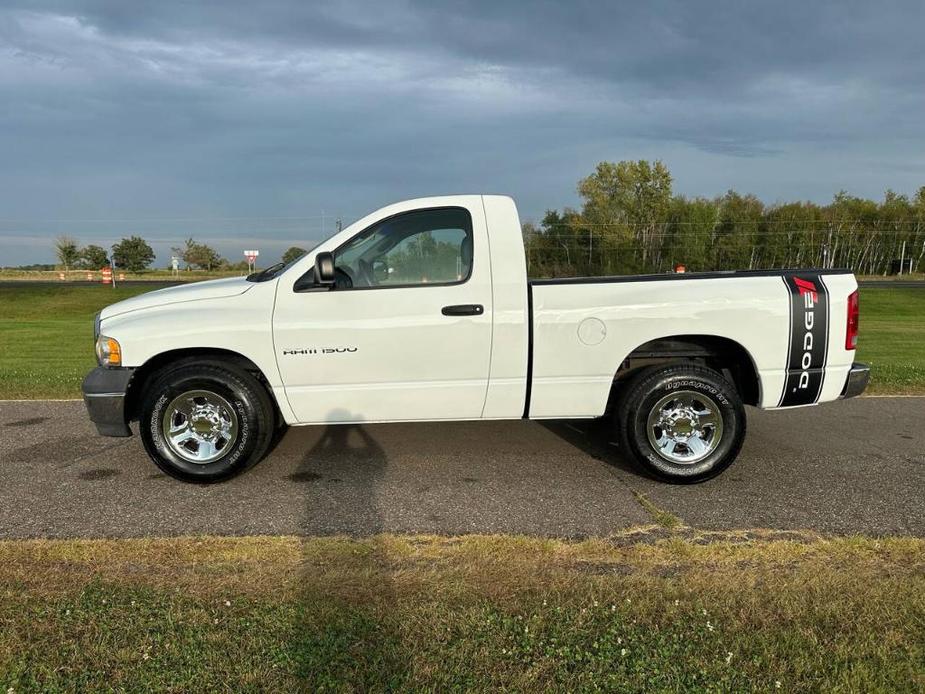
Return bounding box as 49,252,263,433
846,290,859,350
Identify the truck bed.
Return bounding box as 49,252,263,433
529,267,853,286
526,268,858,418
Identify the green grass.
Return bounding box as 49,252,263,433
0,285,155,398
631,492,683,529
856,287,925,393
1,532,922,692
0,284,923,398
0,269,243,281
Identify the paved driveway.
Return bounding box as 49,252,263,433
1,397,922,538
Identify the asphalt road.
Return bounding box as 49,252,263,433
1,398,923,539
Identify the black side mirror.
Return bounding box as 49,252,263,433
314,252,335,286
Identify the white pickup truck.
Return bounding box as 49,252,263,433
83,195,868,484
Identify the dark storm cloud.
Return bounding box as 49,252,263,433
1,1,923,264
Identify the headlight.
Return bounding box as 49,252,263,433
95,335,122,367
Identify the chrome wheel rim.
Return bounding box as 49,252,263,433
646,390,723,465
162,390,238,464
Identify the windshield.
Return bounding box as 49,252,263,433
246,242,319,282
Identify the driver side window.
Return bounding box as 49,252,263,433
334,207,473,289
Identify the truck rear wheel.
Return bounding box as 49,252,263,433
139,361,274,483
615,364,746,484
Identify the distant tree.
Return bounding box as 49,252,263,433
282,246,307,263
10,263,56,271
714,191,766,269
578,160,673,269
79,244,109,269
182,238,222,271
54,236,80,272
112,236,155,272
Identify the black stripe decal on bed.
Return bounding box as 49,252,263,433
779,273,830,407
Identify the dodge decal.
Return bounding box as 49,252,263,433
779,274,829,406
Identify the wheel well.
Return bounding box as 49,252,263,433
611,335,760,407
125,348,280,423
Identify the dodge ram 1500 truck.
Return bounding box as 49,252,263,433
82,195,869,483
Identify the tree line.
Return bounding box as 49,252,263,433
53,235,239,272
524,160,925,278
48,162,925,278
52,236,255,272
53,236,155,272
50,235,312,273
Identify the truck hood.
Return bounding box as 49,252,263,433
99,277,255,320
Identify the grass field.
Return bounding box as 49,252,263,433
1,286,922,691
1,283,922,398
0,268,244,282
855,287,925,393
1,532,923,692
0,285,160,399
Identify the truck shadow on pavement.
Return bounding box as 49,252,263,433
289,420,390,534
288,416,410,684
279,415,648,685
537,418,643,478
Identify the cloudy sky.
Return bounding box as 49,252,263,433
1,1,923,266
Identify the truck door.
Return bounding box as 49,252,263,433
272,201,493,424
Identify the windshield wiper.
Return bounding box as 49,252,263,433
246,262,285,282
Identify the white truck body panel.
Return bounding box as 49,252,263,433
96,280,296,422
273,195,495,423
95,194,860,429
476,195,529,419
99,276,254,319
529,276,788,416
528,271,857,417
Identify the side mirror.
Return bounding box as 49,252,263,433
314,252,335,286
372,258,389,282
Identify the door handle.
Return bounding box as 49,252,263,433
441,304,484,316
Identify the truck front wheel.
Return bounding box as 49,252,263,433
615,364,746,484
139,361,275,483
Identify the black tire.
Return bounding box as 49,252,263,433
139,360,275,483
615,364,746,484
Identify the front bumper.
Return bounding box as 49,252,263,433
841,362,870,399
81,366,136,437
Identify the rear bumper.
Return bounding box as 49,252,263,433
81,366,136,437
840,362,870,399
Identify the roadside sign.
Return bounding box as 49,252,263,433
101,267,112,285
244,249,259,272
